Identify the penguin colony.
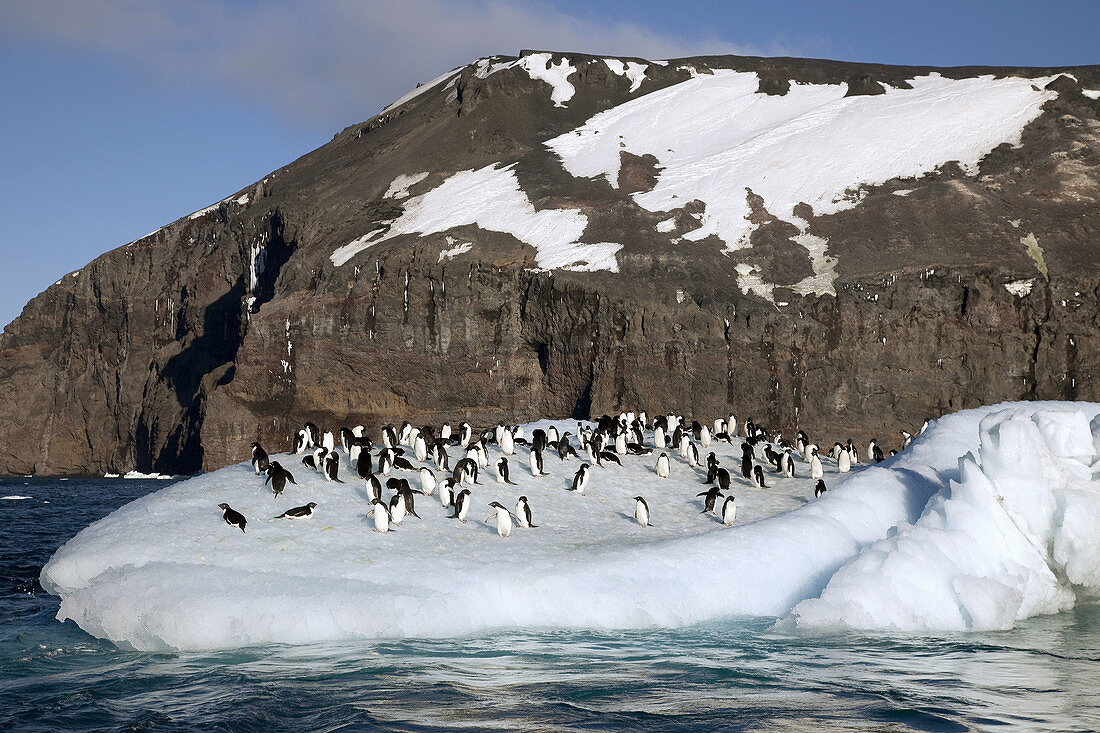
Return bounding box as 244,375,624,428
220,416,915,537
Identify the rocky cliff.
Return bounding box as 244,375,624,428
2,52,1099,475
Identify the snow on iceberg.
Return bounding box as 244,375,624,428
40,403,1100,651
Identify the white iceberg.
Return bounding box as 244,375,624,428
41,403,1100,651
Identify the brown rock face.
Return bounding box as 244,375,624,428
1,52,1099,475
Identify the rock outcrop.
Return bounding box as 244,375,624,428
1,52,1098,475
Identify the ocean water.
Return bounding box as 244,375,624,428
2,477,1099,732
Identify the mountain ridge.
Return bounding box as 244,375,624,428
1,51,1098,475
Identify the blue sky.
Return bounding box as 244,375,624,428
1,0,1097,330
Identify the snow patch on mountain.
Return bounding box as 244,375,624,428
546,70,1056,295
603,59,648,92
475,53,576,107
385,172,429,200
333,163,619,272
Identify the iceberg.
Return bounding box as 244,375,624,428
40,403,1100,651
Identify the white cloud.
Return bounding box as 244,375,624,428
0,0,762,130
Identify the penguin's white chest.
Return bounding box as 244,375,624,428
635,502,649,526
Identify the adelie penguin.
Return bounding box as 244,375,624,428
752,464,768,488
485,501,516,537
388,493,407,525
419,467,437,496
655,452,671,478
494,457,517,485
814,479,827,498
274,502,317,519
529,448,549,477
515,496,537,528
366,498,392,533
439,477,456,508
721,496,737,526
324,451,342,482
250,442,270,475
450,489,472,522
397,481,424,518
264,462,296,499
570,463,591,494
219,503,247,532
715,467,731,493
697,486,725,514
453,457,479,486
633,496,651,527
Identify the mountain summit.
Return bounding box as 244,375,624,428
2,52,1098,475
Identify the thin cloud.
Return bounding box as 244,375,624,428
1,0,762,130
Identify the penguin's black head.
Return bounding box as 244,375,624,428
218,503,230,510
519,496,527,502
489,501,505,510
307,502,317,509
633,496,644,502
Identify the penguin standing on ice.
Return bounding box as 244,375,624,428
715,467,731,493
397,481,424,518
557,435,578,460
655,452,671,478
633,496,651,526
500,428,515,456
697,486,724,514
814,479,827,497
741,455,753,480
264,461,296,498
439,477,456,508
810,449,823,481
529,448,549,476
324,451,342,482
494,456,517,484
570,463,591,494
485,502,516,537
419,467,437,496
251,442,270,475
388,493,406,525
365,473,383,503
274,502,317,519
219,503,247,532
869,440,885,463
515,496,537,528
752,465,768,488
450,489,472,522
367,498,392,533
721,496,737,526
838,449,851,473
453,457,480,486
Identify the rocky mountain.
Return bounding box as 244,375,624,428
2,51,1099,476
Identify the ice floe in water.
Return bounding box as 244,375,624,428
41,402,1100,651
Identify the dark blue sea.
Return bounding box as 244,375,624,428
2,476,1098,732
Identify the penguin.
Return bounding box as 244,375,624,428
570,463,591,494
474,441,489,469
304,422,320,449
485,501,515,537
382,424,398,449
397,481,424,518
704,453,719,483
814,479,827,498
274,501,317,519
557,436,578,461
450,489,472,522
870,440,885,464
901,430,913,450
293,428,310,454
219,503,246,532
531,429,548,454
529,448,549,476
741,455,753,480
752,464,768,488
697,486,724,514
494,423,506,446
365,473,383,503
413,433,427,462
699,425,712,448
399,421,412,445
494,456,517,485
515,496,537,528
655,452,671,478
393,455,416,471
250,442,270,475
264,461,296,498
687,442,701,467
356,449,375,479
633,496,651,527
810,450,824,481
324,451,342,482
388,493,406,525
716,467,731,493
831,443,844,461
366,497,391,533
440,423,452,441
439,477,455,508
714,418,727,435
678,433,691,460
779,452,795,478
626,442,652,456
846,439,859,464
721,496,737,526
598,450,621,466
322,430,336,452
459,421,473,447
302,453,318,471
432,440,450,471
377,450,393,476
838,449,851,473
309,446,328,472
614,432,628,455
453,457,480,486
419,467,437,496
653,425,666,450
340,427,355,453
547,425,560,444
500,428,515,456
